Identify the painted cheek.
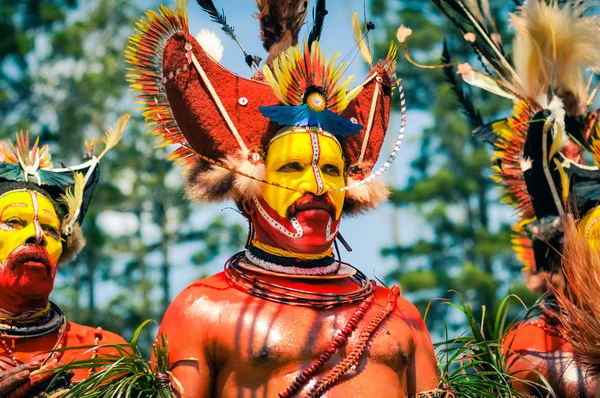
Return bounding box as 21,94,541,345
0,229,30,264
46,238,62,265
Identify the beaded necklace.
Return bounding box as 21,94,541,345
225,251,373,309
0,303,67,369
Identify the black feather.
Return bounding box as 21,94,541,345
433,0,512,82
307,0,327,47
442,40,483,130
196,0,238,43
473,123,501,145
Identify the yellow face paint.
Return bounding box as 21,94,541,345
0,190,62,265
262,131,346,219
579,206,600,255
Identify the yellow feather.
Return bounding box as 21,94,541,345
352,12,372,67
549,121,563,160
553,158,570,205
262,64,285,103
99,113,130,159
60,172,85,230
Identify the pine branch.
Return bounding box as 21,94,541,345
307,0,327,47
442,40,483,130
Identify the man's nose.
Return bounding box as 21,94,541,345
25,235,46,247
298,169,326,196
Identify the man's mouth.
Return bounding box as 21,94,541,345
7,247,54,275
288,195,337,219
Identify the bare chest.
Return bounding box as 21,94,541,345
212,301,412,375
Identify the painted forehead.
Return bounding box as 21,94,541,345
0,190,58,215
267,131,344,159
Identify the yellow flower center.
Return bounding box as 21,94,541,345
306,92,326,112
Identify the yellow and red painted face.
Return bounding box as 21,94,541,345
262,130,346,219
250,130,346,254
0,190,62,269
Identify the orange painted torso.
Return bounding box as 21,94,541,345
159,272,438,398
0,321,125,383
504,320,597,397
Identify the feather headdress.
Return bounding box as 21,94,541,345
428,0,600,276
126,0,402,213
0,115,128,262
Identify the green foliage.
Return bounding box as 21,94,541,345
51,321,175,397
431,292,554,397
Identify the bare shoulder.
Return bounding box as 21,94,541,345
65,321,126,345
372,285,428,332
162,272,240,324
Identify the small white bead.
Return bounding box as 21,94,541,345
238,97,248,106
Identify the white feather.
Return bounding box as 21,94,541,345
510,0,600,113
195,29,224,63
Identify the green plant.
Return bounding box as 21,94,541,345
428,292,555,397
49,320,176,398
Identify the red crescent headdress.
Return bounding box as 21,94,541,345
126,1,403,214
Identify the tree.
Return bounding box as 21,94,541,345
371,0,538,333
0,0,245,350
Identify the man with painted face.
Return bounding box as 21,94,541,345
127,2,440,397
0,117,127,397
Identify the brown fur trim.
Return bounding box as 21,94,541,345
59,223,85,265
343,177,390,215
184,157,236,203
552,214,600,374
184,150,268,202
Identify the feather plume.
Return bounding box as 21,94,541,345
195,29,224,62
352,12,372,67
255,0,309,65
307,0,327,48
442,41,483,130
510,0,600,115
552,214,600,375
60,172,85,234
457,63,516,99
98,113,129,159
196,0,238,43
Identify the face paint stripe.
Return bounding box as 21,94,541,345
252,197,303,238
0,203,28,231
29,192,43,244
310,132,325,194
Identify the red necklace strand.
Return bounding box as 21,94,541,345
279,285,401,397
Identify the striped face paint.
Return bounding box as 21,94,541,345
0,190,62,267
251,130,345,254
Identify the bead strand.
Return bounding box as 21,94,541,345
331,83,407,194
278,294,375,398
88,327,103,376
0,333,18,365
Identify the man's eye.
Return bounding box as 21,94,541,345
2,218,23,229
43,226,59,239
322,164,341,176
278,162,304,172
